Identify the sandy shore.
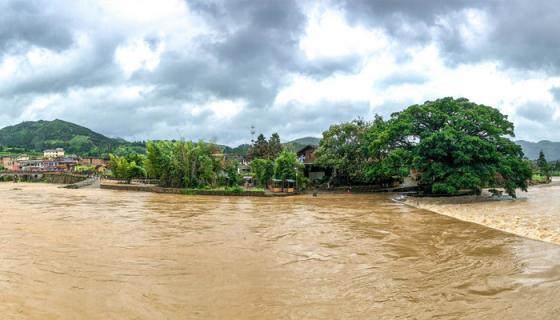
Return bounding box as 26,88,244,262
404,178,560,245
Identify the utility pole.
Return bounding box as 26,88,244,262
248,124,256,161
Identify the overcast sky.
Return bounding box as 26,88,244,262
1,0,559,145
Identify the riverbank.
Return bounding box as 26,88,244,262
99,180,281,196
403,177,560,245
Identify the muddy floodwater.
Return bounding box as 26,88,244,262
2,184,560,319
406,178,560,245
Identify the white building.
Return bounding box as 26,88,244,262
16,154,29,161
44,148,65,159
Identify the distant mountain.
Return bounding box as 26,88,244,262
222,144,251,156
220,137,321,155
283,136,321,153
516,140,560,160
288,137,321,146
0,119,138,156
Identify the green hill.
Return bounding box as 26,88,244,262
283,136,320,152
222,144,251,156
288,137,321,146
0,119,142,157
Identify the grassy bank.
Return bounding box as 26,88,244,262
531,174,551,184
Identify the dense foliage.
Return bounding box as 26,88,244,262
74,165,97,174
552,160,560,176
221,160,242,187
316,97,532,197
108,154,146,183
274,150,303,181
144,140,223,188
315,119,373,184
250,132,284,160
268,133,283,159
537,150,550,179
103,138,306,191
250,158,274,187
378,98,531,197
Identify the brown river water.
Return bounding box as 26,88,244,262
405,178,560,245
1,183,560,319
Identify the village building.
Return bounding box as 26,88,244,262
16,154,30,161
43,148,65,159
212,153,251,175
79,157,108,173
19,160,54,172
18,157,79,172
1,156,20,171
79,157,107,167
66,154,79,160
296,145,332,182
58,157,79,171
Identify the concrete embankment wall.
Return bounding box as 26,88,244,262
63,177,100,189
100,183,268,196
43,173,88,185
326,185,420,193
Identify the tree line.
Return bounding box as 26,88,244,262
315,97,532,197
108,133,303,190
535,150,560,181
108,97,534,197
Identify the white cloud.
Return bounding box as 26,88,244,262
0,56,18,80
300,8,389,60
115,39,164,77
188,99,246,120
97,0,189,25
18,94,62,120
435,8,490,51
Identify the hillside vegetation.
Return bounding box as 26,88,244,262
284,137,321,152
0,119,143,157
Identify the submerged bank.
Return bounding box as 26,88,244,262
404,178,560,245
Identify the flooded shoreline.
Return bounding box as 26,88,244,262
404,178,560,246
2,183,560,319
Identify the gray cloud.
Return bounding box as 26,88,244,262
0,0,559,145
551,87,560,103
340,0,560,72
0,1,76,52
340,0,486,39
120,0,307,111
516,102,556,124
514,102,560,142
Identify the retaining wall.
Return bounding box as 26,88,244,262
43,173,88,185
100,183,268,197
